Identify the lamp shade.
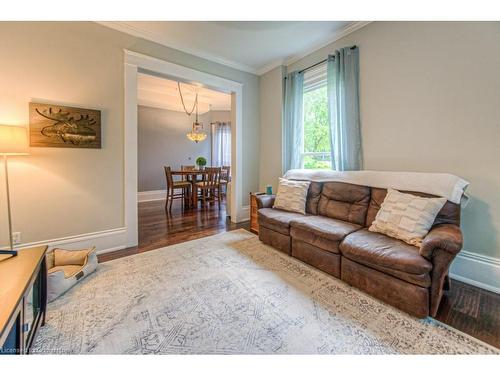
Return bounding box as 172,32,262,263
0,125,30,155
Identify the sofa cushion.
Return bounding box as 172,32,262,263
291,227,341,254
305,181,323,215
291,215,361,242
290,216,361,254
340,229,432,276
258,208,307,235
366,188,388,228
317,182,370,226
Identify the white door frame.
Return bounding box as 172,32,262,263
124,50,244,247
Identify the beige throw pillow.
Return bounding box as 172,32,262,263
369,188,446,247
273,178,311,215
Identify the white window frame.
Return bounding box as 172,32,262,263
301,62,331,169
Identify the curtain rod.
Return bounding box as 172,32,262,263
297,45,357,74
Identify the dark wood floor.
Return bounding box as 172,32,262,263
434,279,499,348
98,198,249,263
98,199,499,349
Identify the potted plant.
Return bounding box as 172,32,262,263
196,156,207,170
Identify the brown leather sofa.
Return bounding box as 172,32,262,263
256,181,463,318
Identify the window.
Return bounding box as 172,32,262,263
301,62,331,169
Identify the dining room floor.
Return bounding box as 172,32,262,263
98,197,250,262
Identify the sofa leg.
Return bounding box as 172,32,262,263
443,274,451,291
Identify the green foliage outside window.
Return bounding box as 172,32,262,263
303,155,331,169
303,85,332,169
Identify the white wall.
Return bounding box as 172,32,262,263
0,22,260,247
259,22,500,289
138,106,211,192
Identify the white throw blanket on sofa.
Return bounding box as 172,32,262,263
284,169,469,205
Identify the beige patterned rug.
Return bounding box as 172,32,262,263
33,229,498,354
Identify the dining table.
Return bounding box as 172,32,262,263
170,169,209,207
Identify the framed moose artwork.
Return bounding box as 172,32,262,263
29,102,101,148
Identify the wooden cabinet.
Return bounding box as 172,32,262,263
250,192,265,234
0,246,48,354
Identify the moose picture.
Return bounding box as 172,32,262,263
29,102,101,148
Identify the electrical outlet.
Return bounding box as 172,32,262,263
12,232,21,245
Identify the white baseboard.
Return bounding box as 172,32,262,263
12,227,127,256
450,250,500,294
237,205,250,222
138,190,167,202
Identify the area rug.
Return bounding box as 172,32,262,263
32,229,498,354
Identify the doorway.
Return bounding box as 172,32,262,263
124,50,244,248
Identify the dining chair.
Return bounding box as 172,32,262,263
194,167,222,208
164,166,192,211
220,165,231,197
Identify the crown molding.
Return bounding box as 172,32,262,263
97,21,259,75
98,21,372,77
283,21,372,68
256,58,288,76
255,21,371,75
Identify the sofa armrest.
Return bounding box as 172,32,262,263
421,224,463,317
256,194,275,209
420,224,463,260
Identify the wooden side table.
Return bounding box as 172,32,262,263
250,192,265,234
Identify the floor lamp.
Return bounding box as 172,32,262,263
0,125,29,257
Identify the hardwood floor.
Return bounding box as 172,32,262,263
435,279,499,347
98,199,499,349
98,198,249,263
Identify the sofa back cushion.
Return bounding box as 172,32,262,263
318,182,371,226
306,181,323,215
366,187,461,228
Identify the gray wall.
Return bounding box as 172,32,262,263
259,65,285,192
0,21,259,245
259,21,500,261
138,106,211,192
210,110,231,123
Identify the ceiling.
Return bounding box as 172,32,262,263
99,21,369,75
137,73,231,114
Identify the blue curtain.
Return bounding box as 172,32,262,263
282,71,304,172
327,47,362,171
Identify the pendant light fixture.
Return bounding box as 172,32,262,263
178,82,207,143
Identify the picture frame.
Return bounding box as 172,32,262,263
29,102,101,148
